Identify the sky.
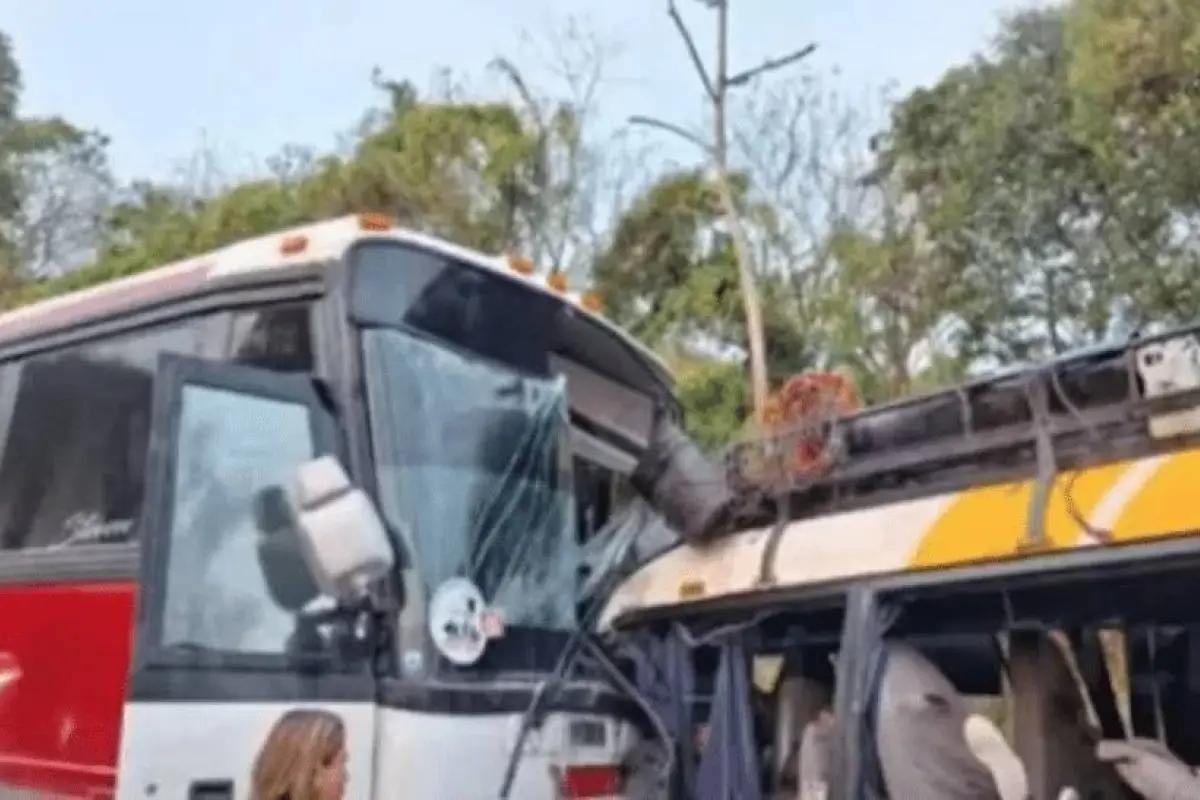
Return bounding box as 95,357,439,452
3,0,1050,184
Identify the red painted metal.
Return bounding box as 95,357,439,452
0,581,135,796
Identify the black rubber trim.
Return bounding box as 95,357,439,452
569,411,644,457
189,779,234,800
377,677,645,718
128,666,644,720
128,664,376,703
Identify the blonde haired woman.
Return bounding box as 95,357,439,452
250,708,349,800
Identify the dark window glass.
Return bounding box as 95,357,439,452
229,305,314,372
0,324,201,549
0,303,316,552
350,241,558,376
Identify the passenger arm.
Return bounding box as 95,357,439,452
1096,739,1200,800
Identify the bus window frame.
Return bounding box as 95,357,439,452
335,242,682,724
0,272,333,593
130,352,344,674
825,532,1200,800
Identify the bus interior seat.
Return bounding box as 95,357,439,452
875,641,1011,799
769,640,1029,800
1006,630,1127,800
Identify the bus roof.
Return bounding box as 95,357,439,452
599,442,1200,629
0,214,670,382
601,325,1200,628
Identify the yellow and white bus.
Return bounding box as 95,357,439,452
599,331,1200,799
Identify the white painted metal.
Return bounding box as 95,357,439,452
116,702,376,800
0,215,672,386
116,700,641,799
372,707,641,799
599,491,958,630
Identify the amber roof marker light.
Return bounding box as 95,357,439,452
279,235,309,256
356,213,395,232
506,254,536,275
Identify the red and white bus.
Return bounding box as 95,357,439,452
0,213,672,798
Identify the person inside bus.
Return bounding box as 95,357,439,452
874,642,1029,800
794,707,835,799
1095,737,1200,800
784,643,1030,799
250,708,349,800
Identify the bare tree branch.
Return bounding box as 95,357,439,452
489,57,543,125
628,115,715,155
667,0,717,100
726,43,818,88
490,18,639,278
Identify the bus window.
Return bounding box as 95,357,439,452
574,457,632,543
0,323,201,550
159,382,318,655
229,304,313,372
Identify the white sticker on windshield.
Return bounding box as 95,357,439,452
429,577,492,666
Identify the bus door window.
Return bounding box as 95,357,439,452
158,380,319,655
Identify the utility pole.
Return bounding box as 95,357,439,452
631,0,816,423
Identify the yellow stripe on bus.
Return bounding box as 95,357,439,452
910,461,1130,568
1113,449,1200,542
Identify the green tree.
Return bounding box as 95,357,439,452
666,349,749,452
1065,0,1200,320
30,73,572,306
870,7,1113,363
1067,0,1200,206
594,168,817,442
869,2,1200,369
0,31,113,285
818,186,970,403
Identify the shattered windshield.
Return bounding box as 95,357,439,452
362,326,578,630
579,497,680,605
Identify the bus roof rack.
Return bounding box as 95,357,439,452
724,325,1200,524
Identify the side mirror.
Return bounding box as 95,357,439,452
255,486,322,611
286,455,395,603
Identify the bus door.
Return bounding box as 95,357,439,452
115,354,378,800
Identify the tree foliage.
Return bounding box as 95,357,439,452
0,33,112,284
7,0,1200,449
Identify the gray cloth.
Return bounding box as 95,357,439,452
632,633,694,742
874,643,1003,799
1096,739,1200,800
695,637,763,800
631,633,695,795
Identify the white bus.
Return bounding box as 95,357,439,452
0,213,678,799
